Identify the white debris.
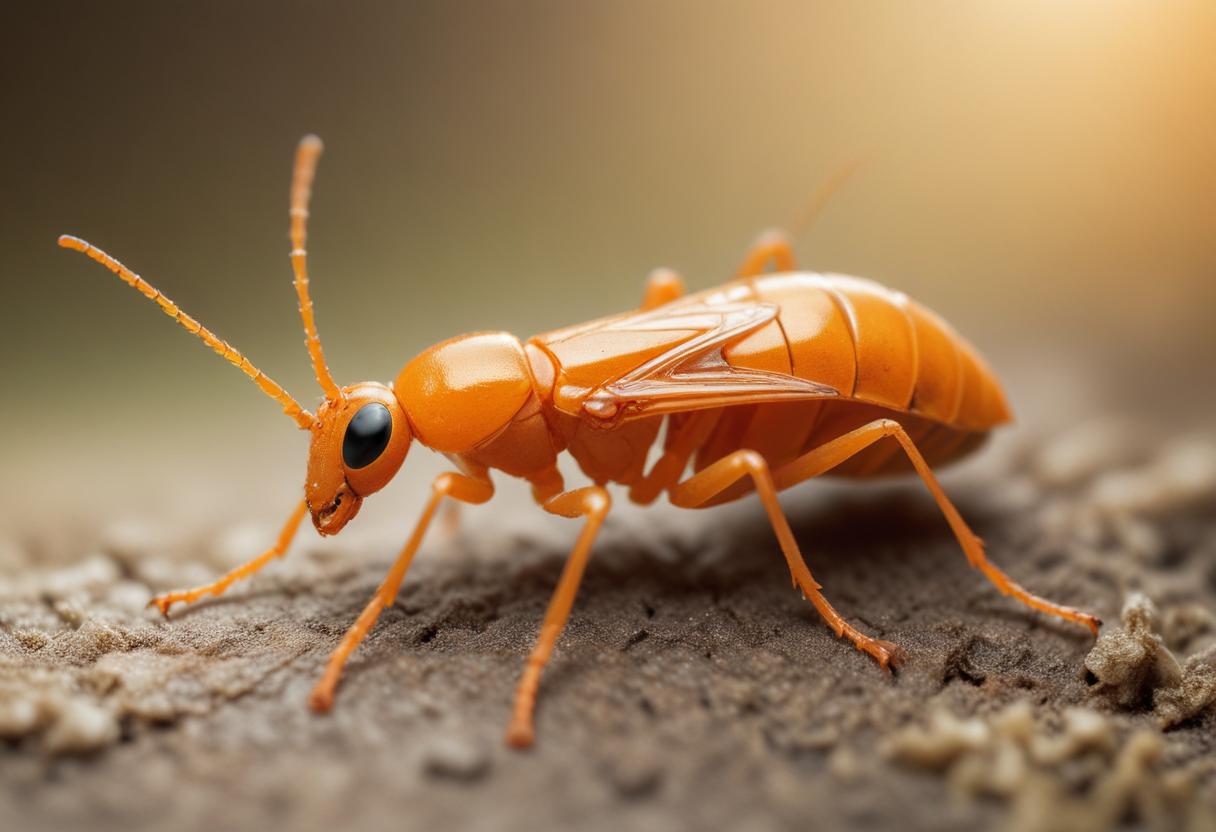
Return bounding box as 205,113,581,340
1034,420,1138,489
886,701,1211,832
882,708,990,769
0,695,44,738
1084,593,1181,708
1031,707,1116,765
1154,644,1216,728
1085,593,1216,728
420,733,491,782
41,696,120,754
1090,436,1216,517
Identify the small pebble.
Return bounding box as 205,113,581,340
100,520,167,563
0,696,43,738
42,697,119,754
53,599,86,629
1156,644,1216,728
1034,421,1135,488
884,709,990,769
991,701,1035,743
42,555,120,598
604,749,664,799
1090,436,1216,517
828,746,862,782
1163,604,1216,653
14,630,48,651
1031,707,1114,764
421,734,491,782
105,580,154,613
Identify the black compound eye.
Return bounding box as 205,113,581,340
342,403,393,469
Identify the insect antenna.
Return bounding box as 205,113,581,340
788,156,867,241
289,135,343,403
56,235,316,429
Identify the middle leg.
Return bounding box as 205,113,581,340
506,485,612,748
670,450,904,668
771,419,1100,635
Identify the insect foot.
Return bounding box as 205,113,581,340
147,595,177,618
855,636,907,672
505,721,534,750
308,683,336,714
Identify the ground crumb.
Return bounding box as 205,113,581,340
1162,603,1216,654
883,708,991,770
887,702,1214,832
420,734,492,782
0,685,119,755
1089,436,1216,517
40,697,119,754
600,745,665,799
1154,644,1216,728
1084,593,1182,708
1085,593,1216,727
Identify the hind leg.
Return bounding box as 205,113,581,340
670,450,904,669
735,159,863,278
736,230,796,278
771,419,1100,635
639,268,686,310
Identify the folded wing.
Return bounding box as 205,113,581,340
536,299,838,422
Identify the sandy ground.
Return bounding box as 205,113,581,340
2,411,1216,832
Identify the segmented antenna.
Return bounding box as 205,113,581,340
289,135,342,402
57,235,316,430
789,156,866,241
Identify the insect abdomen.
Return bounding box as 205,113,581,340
692,272,1010,484
531,271,1010,495
746,272,1010,430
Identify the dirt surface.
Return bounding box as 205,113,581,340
3,416,1216,832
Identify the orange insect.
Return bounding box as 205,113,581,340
59,136,1100,748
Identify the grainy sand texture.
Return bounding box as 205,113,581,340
2,413,1215,832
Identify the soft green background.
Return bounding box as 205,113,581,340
1,1,1212,519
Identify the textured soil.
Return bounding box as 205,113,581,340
2,415,1215,832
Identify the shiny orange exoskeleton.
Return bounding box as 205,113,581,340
60,136,1099,748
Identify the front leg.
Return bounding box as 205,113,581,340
506,484,612,748
149,499,308,616
308,470,494,712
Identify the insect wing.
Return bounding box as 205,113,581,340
575,301,839,420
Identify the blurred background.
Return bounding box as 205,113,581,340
0,1,1212,528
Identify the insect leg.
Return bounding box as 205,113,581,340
506,485,611,748
735,229,796,278
670,451,904,669
440,501,462,538
639,268,687,310
629,409,722,505
148,499,308,616
734,158,862,279
308,471,495,713
771,419,1101,636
